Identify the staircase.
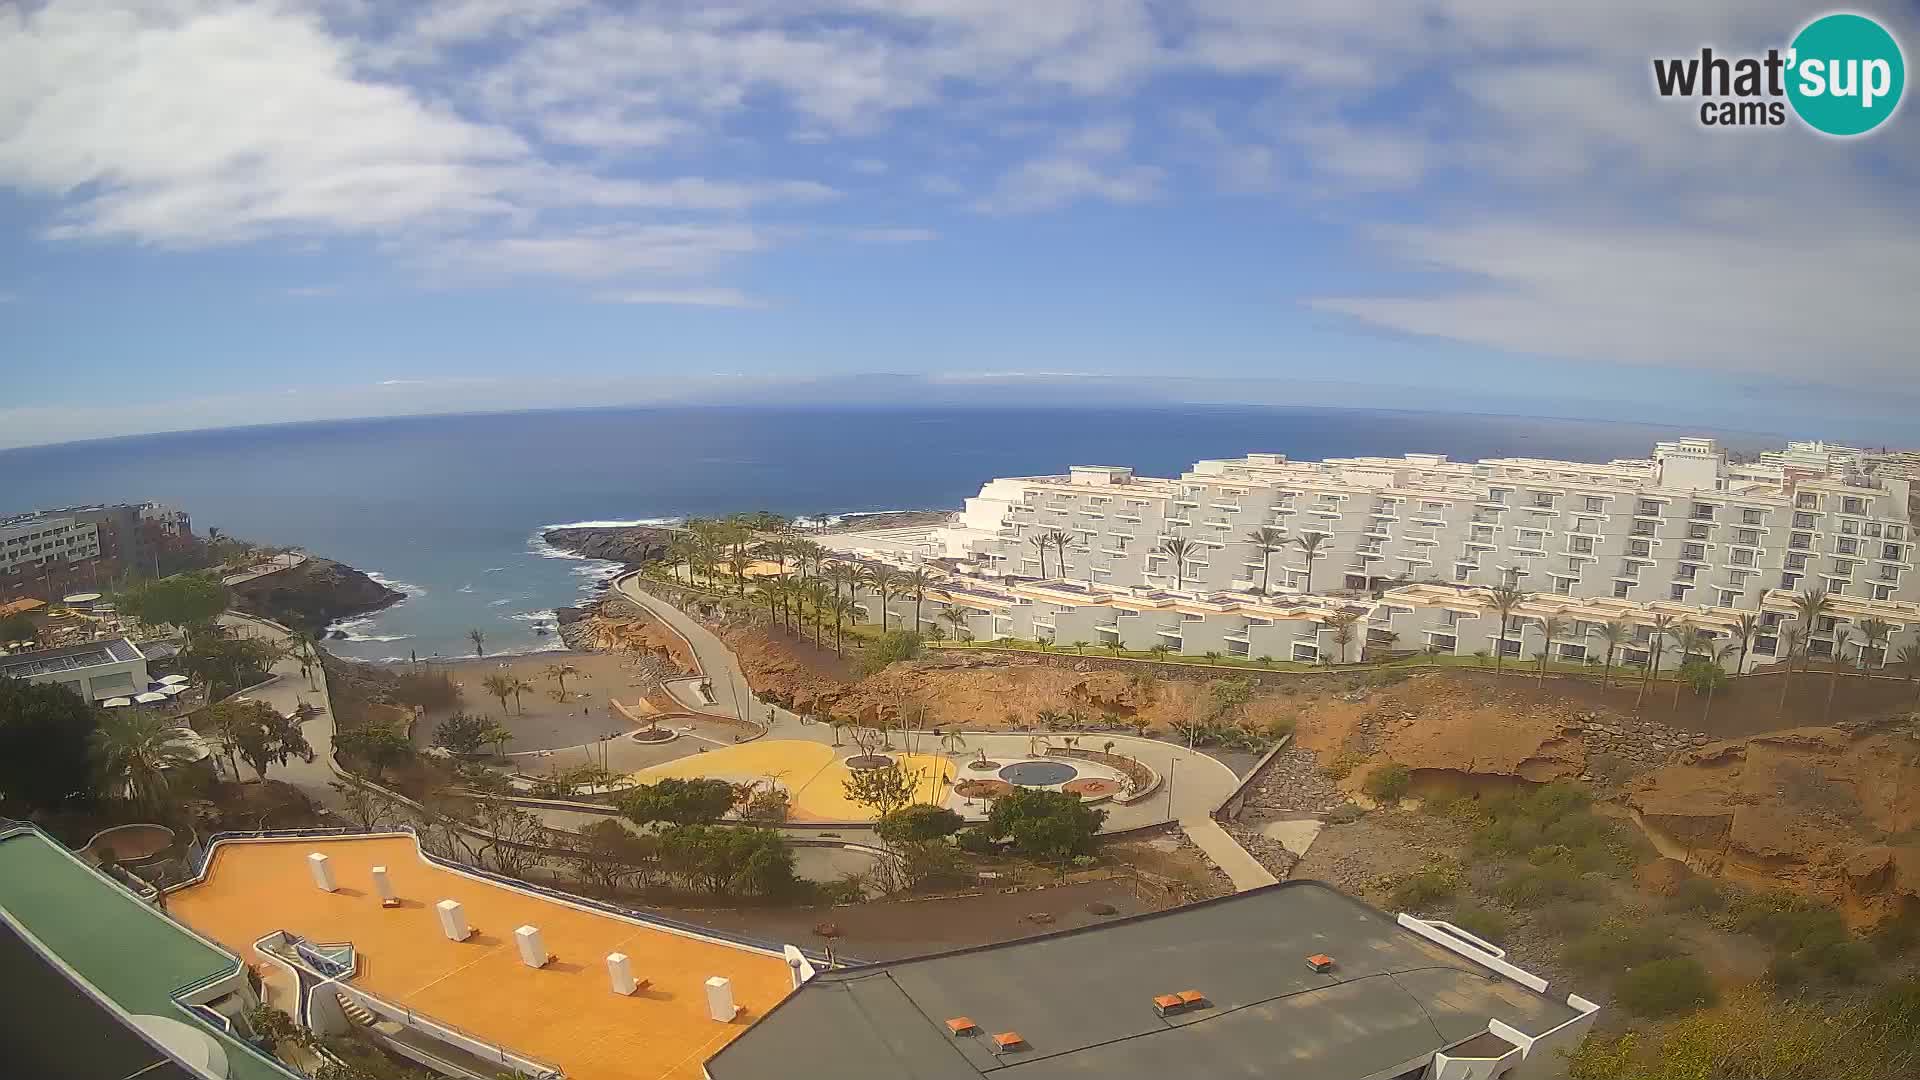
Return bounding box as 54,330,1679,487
335,992,376,1027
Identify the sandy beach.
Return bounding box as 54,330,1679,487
393,650,668,753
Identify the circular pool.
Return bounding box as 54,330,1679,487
998,760,1079,787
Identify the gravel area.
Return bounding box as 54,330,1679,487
1238,746,1348,813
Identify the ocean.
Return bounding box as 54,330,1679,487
0,405,1772,661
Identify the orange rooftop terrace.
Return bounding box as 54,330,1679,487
167,834,797,1080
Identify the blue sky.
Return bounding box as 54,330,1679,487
3,0,1918,449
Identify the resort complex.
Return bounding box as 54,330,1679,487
821,436,1920,674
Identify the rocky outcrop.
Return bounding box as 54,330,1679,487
541,526,679,568
228,557,403,635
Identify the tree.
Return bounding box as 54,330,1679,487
1244,526,1287,593
333,725,413,782
618,777,738,827
1027,534,1050,578
544,663,580,697
657,824,797,898
805,580,832,648
870,566,900,631
0,677,99,812
91,710,199,813
1596,620,1629,688
1640,613,1675,710
208,698,312,781
1779,627,1809,714
984,788,1106,859
903,567,933,635
1292,531,1330,594
564,819,656,895
1487,584,1529,674
0,613,38,646
1668,621,1703,709
1046,529,1078,580
842,762,920,817
861,629,923,676
467,628,486,658
432,712,508,758
1729,612,1760,678
177,630,282,699
1536,616,1570,685
117,573,228,630
939,604,971,642
829,595,856,656
480,672,515,717
1156,536,1198,591
507,676,535,715
1897,643,1920,702
1326,610,1360,665
876,803,964,844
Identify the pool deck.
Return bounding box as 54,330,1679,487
167,835,796,1080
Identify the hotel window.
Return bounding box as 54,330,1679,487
1572,516,1595,533
1552,577,1574,595
1678,564,1698,580
1844,496,1866,515
1842,519,1859,535
1614,581,1632,598
1569,536,1593,554
1720,590,1739,606
1734,529,1759,546
1875,584,1896,600
1838,538,1858,555
1763,612,1783,628
1692,503,1716,520
1629,539,1652,557
1729,570,1751,586
1889,525,1905,541
1670,584,1691,600
1790,531,1812,550
1585,496,1605,512
1632,521,1657,537
1454,564,1472,582
1638,500,1662,515
1819,616,1839,633
1797,492,1818,509
1885,543,1904,561
1880,564,1900,582
1730,549,1754,567
1742,508,1765,525
1688,523,1711,540
1832,559,1855,576
1782,573,1801,589
1682,543,1705,560
1794,512,1817,529
1866,522,1883,538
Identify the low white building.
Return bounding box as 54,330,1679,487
0,637,151,702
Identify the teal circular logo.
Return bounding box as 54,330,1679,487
1787,13,1905,136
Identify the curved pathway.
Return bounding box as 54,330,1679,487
214,612,345,810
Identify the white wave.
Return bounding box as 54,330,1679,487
483,567,507,573
541,516,683,530
488,598,513,606
329,614,378,633
365,571,427,597
505,609,558,623
457,583,475,593
343,632,413,643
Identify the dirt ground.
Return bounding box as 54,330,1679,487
664,879,1164,963
402,651,675,752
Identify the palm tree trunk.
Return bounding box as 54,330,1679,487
1602,649,1614,689
1702,676,1716,725
1261,553,1272,593
1825,658,1841,722
915,595,924,635
1493,617,1505,674
1780,654,1795,715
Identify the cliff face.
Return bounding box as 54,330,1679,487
229,557,404,634
541,525,679,567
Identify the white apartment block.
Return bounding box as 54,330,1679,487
862,436,1920,673
0,514,101,575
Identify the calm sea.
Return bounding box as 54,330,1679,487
0,406,1770,661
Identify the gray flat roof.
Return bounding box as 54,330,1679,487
0,636,143,678
706,881,1578,1080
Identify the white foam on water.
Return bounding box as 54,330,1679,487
505,609,558,623
488,598,513,606
365,571,427,597
484,567,507,572
541,517,683,530
457,583,475,593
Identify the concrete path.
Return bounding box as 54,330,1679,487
1180,817,1279,891
216,612,345,810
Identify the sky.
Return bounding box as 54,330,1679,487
2,0,1918,450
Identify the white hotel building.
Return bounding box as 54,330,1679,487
839,437,1920,672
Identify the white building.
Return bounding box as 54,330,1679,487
0,637,151,702
888,436,1920,673
0,513,100,576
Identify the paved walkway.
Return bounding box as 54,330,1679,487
1181,816,1279,892
216,611,345,810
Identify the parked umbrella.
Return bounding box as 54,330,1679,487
102,697,133,708
134,692,168,704
158,684,189,696
158,674,191,685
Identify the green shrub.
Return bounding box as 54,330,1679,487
1615,956,1716,1018
1363,763,1412,802
1495,862,1597,908
1449,903,1512,945
955,828,998,854
1390,869,1459,911
860,630,924,675
1564,919,1677,977
1668,877,1726,914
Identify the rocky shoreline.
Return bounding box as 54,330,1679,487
227,556,405,636
541,525,679,571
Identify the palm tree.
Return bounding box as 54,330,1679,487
903,567,934,634
1487,584,1529,675
1293,531,1330,594
1897,642,1920,703
1046,529,1078,580
91,710,199,814
1244,526,1287,593
1787,587,1832,715
1729,612,1760,679
761,576,787,628
1026,534,1050,578
1856,617,1893,671
1825,626,1857,723
481,672,515,717
1778,627,1809,715
1536,616,1570,685
511,676,536,714
1596,620,1629,688
1157,537,1198,591
805,580,832,648
666,535,693,585
292,630,320,690
467,628,486,658
1700,643,1736,726
828,595,856,656
1671,623,1711,709
544,662,580,697
1639,613,1675,710
939,605,971,643
869,566,900,632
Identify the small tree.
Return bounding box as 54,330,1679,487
432,712,501,758
983,788,1106,859
467,628,486,657
480,672,515,717
876,803,964,844
842,762,921,818
1364,763,1412,802
333,725,413,782
209,698,313,782
0,676,100,812
618,777,738,828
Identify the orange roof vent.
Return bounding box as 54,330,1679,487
992,1031,1026,1053
945,1017,978,1037
1307,953,1336,973
1152,993,1183,1016
1176,990,1208,1008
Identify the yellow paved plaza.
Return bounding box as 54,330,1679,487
628,740,956,821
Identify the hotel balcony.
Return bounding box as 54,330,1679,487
1212,502,1242,512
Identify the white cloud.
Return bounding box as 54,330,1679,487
0,290,17,303
418,223,770,281
595,287,768,308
